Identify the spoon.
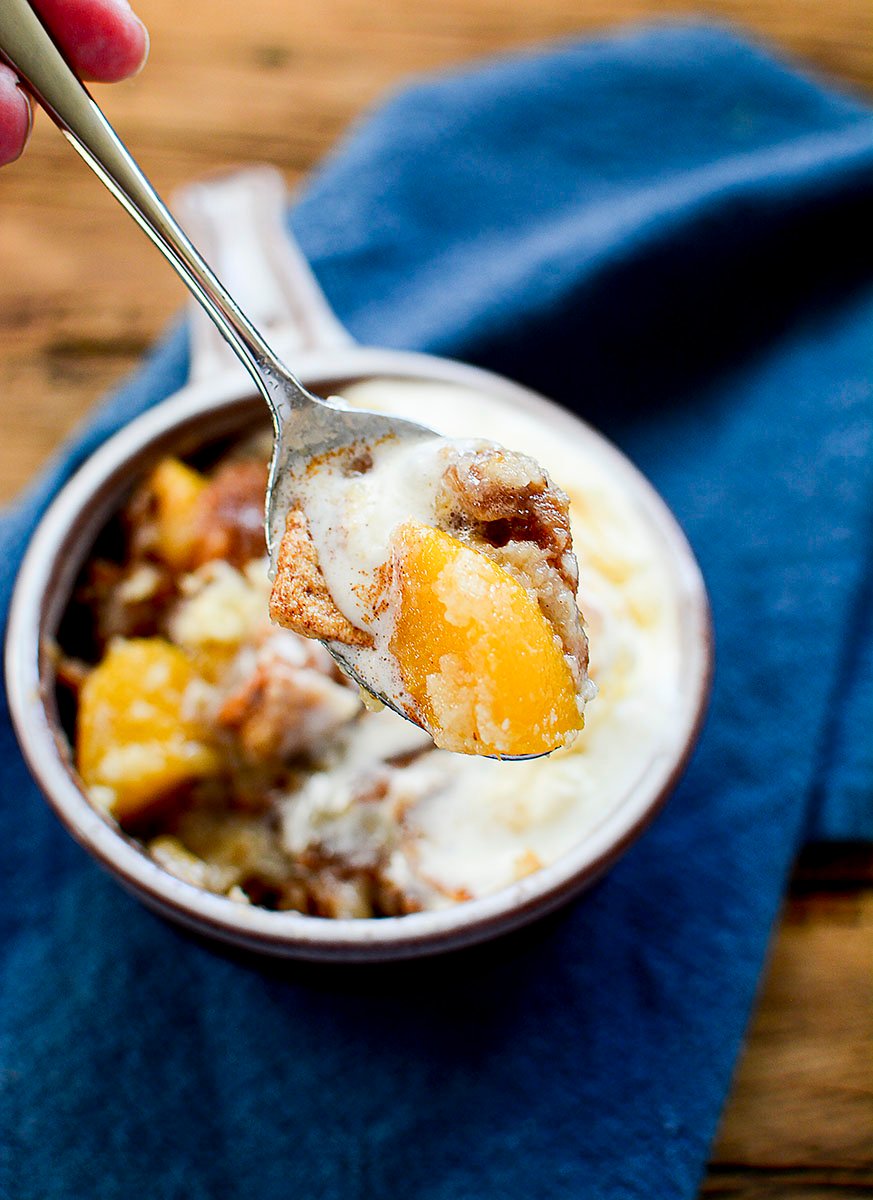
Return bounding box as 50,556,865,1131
0,0,435,712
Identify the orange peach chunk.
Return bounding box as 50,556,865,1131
77,638,219,821
148,457,208,570
389,522,582,757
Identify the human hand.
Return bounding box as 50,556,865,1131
0,0,148,166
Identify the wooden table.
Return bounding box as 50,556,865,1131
1,2,870,1194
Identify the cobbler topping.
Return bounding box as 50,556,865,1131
269,509,374,648
188,459,269,569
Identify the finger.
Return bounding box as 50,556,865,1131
0,63,33,166
32,0,149,84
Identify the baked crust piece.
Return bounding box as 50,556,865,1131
216,649,359,760
438,446,576,587
190,460,269,569
269,508,374,647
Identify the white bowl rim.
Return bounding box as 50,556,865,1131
5,345,713,960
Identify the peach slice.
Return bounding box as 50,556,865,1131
77,638,219,821
389,522,582,757
148,457,208,570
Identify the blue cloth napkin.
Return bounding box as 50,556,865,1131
2,23,872,1200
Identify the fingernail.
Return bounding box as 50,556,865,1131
131,18,150,77
110,0,150,78
18,83,33,144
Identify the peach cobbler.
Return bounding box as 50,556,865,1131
60,378,682,917
270,434,594,757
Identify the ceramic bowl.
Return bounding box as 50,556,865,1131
5,167,712,961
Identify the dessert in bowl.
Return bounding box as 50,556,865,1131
4,169,711,960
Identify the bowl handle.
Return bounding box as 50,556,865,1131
174,165,354,382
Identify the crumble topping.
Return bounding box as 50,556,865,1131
269,508,373,647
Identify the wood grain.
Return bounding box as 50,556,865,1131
0,3,870,1196
708,851,873,1196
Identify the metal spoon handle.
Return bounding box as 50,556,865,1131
0,0,310,418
